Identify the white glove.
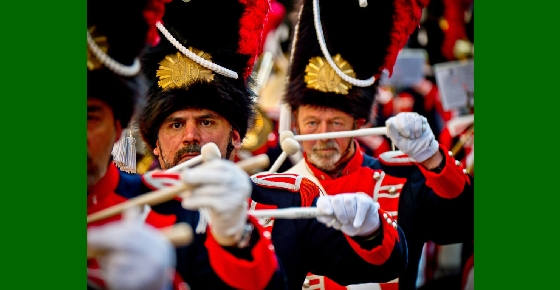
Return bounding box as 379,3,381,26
316,193,380,237
180,159,251,246
87,212,176,290
386,112,439,163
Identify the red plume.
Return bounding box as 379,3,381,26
143,0,172,46
238,0,271,80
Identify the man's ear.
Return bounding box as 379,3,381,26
356,118,367,129
231,130,242,150
114,121,123,143
292,111,300,134
153,140,160,156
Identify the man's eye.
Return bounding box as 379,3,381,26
171,123,182,129
201,120,212,126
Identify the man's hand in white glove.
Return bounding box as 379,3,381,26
316,193,381,237
180,159,252,246
386,112,439,163
87,214,176,290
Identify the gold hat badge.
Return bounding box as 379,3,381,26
87,26,108,71
156,48,215,90
304,54,355,95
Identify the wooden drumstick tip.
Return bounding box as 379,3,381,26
237,153,270,173
159,222,194,247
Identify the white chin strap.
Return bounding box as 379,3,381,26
156,22,239,80
312,0,376,87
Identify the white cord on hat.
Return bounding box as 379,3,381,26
312,0,375,87
156,22,239,80
86,30,141,77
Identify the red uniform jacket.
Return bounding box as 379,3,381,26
287,141,473,290
87,163,283,290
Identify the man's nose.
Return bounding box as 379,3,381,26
317,121,330,142
181,122,201,144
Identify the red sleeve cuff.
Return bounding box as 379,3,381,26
418,144,471,199
205,215,278,290
344,209,400,265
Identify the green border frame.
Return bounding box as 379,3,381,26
0,2,84,287
476,1,551,289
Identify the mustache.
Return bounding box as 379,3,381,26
312,140,339,152
173,143,202,164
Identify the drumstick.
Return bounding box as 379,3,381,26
248,207,325,219
292,127,387,141
87,183,195,223
87,144,221,224
87,222,194,259
87,153,270,224
268,137,300,173
236,153,270,174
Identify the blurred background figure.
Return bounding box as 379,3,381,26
404,2,474,287
360,1,475,288
239,0,299,173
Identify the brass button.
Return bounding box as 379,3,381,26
388,186,397,194
263,231,271,239
448,151,453,157
303,279,310,288
455,160,461,166
373,171,381,180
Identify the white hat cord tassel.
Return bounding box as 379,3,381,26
87,30,141,77
111,128,137,174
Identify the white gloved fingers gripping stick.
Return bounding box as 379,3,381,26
386,112,438,163
179,158,253,246
86,143,221,224
315,193,381,237
86,152,269,224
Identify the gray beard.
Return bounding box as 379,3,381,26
307,140,341,172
